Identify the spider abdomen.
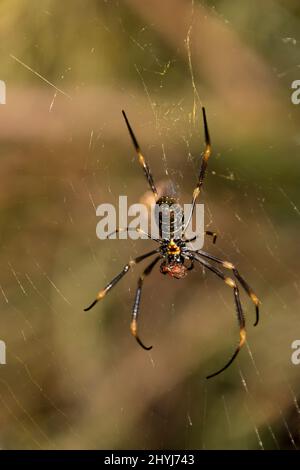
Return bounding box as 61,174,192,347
155,196,184,240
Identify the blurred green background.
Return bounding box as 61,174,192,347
0,0,300,450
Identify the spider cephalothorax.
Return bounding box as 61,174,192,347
159,239,187,279
84,107,260,379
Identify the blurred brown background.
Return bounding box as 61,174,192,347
0,0,300,450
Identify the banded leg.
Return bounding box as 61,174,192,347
186,259,194,271
84,249,159,311
196,250,260,326
184,107,212,233
107,226,160,243
189,251,246,379
205,230,217,244
185,231,217,245
122,110,158,198
184,235,197,243
131,256,160,350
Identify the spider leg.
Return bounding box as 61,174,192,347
187,260,194,271
182,256,194,271
205,231,217,244
188,251,246,379
107,227,160,243
122,110,158,198
84,249,159,311
184,230,217,245
131,256,161,350
184,107,212,234
196,250,260,326
184,235,197,243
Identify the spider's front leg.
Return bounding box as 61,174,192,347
122,110,158,198
188,251,246,379
183,107,212,234
131,256,160,350
84,249,159,311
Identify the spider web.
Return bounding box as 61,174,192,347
0,0,300,450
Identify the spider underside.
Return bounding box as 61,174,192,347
84,107,260,379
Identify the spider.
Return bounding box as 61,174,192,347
84,107,260,379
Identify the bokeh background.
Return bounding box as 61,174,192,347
0,0,300,450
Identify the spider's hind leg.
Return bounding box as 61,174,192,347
195,250,260,326
131,256,160,350
188,252,246,379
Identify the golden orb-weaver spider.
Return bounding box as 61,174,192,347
84,107,260,378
